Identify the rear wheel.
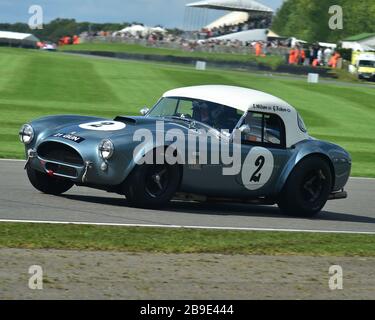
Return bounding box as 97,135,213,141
123,161,181,209
27,167,74,195
277,156,332,217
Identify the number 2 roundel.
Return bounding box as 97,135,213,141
241,147,274,191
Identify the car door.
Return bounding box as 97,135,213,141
235,111,290,195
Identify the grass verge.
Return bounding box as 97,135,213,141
59,42,284,63
0,223,374,257
59,42,285,69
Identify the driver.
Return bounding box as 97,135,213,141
192,101,211,124
214,106,241,132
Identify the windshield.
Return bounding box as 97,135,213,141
148,97,244,132
359,60,375,67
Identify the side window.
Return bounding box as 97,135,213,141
242,112,263,143
176,99,194,118
264,114,283,145
241,112,285,147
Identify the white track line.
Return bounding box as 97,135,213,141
0,219,374,235
350,177,375,181
0,159,25,162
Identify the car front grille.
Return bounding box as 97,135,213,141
45,162,78,178
37,142,84,166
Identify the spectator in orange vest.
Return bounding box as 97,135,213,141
255,42,262,57
328,56,335,68
312,58,319,67
59,37,65,46
73,35,80,45
328,52,340,68
331,52,341,68
289,48,297,64
63,36,71,45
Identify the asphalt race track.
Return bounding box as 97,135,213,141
0,160,374,234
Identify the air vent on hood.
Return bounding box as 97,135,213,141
114,116,137,124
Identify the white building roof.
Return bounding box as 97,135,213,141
318,42,337,49
205,11,249,29
187,0,274,13
163,85,309,147
214,28,268,42
0,31,39,42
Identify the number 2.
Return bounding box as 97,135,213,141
250,156,265,183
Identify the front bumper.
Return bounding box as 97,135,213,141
25,149,88,182
359,73,375,80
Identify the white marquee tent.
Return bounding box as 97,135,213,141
150,27,167,34
0,31,40,48
115,25,167,37
119,25,149,35
0,31,39,43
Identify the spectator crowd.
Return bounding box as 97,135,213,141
198,14,272,40
60,17,343,70
288,44,341,68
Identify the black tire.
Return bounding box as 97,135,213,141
27,167,74,195
123,160,181,209
277,156,332,217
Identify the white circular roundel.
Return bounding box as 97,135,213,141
241,147,274,191
79,121,126,131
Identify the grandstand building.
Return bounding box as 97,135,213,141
184,0,276,42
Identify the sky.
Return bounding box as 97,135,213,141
0,0,284,28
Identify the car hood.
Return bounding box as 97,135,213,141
42,116,194,144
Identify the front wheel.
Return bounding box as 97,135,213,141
277,157,332,217
27,167,74,195
123,162,181,209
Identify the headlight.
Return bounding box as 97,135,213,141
99,139,114,160
19,124,34,144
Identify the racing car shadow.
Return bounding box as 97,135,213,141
167,201,285,218
166,201,375,224
62,194,375,224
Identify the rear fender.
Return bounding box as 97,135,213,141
274,140,335,194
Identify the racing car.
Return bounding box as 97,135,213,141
19,85,351,217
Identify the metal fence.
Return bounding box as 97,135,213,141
80,36,289,56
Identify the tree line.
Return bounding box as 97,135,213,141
0,18,181,42
271,0,375,43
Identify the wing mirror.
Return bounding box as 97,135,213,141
140,107,150,116
238,124,251,135
231,124,251,143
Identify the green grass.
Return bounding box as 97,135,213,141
0,223,374,256
0,47,375,177
59,42,284,69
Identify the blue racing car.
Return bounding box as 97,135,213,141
19,85,351,217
